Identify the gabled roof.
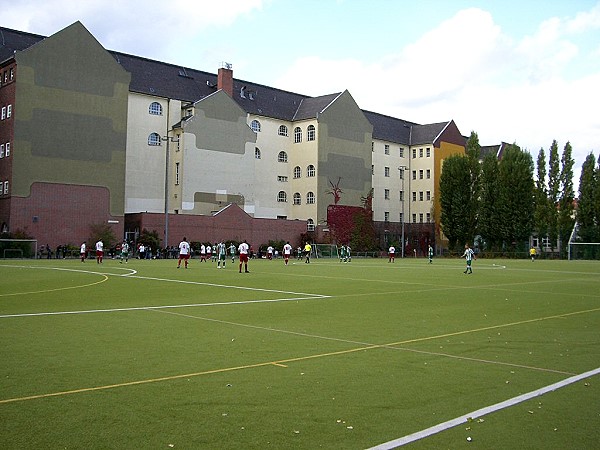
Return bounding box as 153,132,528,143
480,142,509,160
1,23,463,146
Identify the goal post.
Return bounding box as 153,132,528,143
568,242,600,260
0,239,38,259
313,244,337,259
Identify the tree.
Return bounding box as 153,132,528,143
439,155,472,251
547,140,560,251
464,131,482,240
496,144,535,251
577,153,598,244
478,153,500,251
88,223,117,250
534,147,551,248
557,142,575,256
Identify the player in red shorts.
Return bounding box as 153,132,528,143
177,237,191,268
238,239,250,273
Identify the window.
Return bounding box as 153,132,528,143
307,218,315,231
307,192,315,204
419,170,423,179
419,191,424,201
419,213,424,223
9,68,14,81
426,147,431,157
426,190,431,201
278,151,288,163
372,165,374,175
0,144,4,158
384,167,390,177
384,144,390,155
293,193,301,205
419,148,423,158
399,212,404,223
412,149,416,159
1,107,5,120
277,191,287,202
426,169,431,179
412,170,416,180
251,120,261,133
255,147,261,159
277,176,288,182
293,166,301,179
399,147,404,158
384,212,390,222
175,162,180,185
3,181,8,195
4,143,8,157
399,170,404,180
278,125,288,137
384,189,390,200
6,105,11,118
148,133,161,146
149,102,162,115
412,192,416,202
307,165,316,177
426,213,431,222
412,213,417,223
294,127,302,143
371,142,374,152
399,190,404,201
307,125,316,141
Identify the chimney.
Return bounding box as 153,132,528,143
217,62,233,97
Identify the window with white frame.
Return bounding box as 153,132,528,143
149,102,162,115
251,120,261,133
148,133,161,146
278,151,287,163
255,147,261,159
384,189,390,200
277,191,287,202
307,165,316,177
6,104,11,118
307,191,315,204
293,166,301,178
384,167,390,177
399,190,404,201
4,143,8,157
0,144,4,158
175,162,180,185
293,193,301,205
277,176,288,182
419,148,423,158
307,125,316,141
399,147,404,158
419,170,423,179
399,170,404,180
412,192,416,201
294,127,302,143
412,213,417,223
384,144,390,155
399,212,403,223
412,170,416,180
426,169,431,179
384,211,390,222
419,191,424,201
412,148,416,158
426,212,431,222
426,147,431,157
307,218,315,231
1,107,5,120
419,213,423,223
3,181,8,195
426,190,431,201
278,125,288,137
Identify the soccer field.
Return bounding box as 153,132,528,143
1,256,598,449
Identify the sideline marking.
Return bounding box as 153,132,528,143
367,367,600,449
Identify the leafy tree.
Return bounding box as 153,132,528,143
496,144,535,250
577,153,598,243
138,229,161,253
464,131,482,239
88,223,117,249
547,140,560,251
439,154,472,251
534,147,551,246
557,142,575,256
477,153,500,251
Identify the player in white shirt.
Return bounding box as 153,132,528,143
282,241,293,266
95,240,104,264
238,240,250,273
177,237,191,269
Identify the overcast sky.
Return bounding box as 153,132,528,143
2,0,599,187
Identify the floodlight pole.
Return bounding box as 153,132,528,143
162,133,179,251
399,165,408,258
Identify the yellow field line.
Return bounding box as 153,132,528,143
0,275,108,297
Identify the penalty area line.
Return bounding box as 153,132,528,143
367,367,600,449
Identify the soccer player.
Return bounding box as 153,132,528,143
428,245,434,264
529,246,536,262
229,242,236,263
216,241,227,268
339,244,346,263
95,239,104,264
283,241,292,266
177,237,191,269
267,245,274,260
238,239,250,273
345,244,351,263
304,242,312,264
388,245,395,263
80,242,86,262
206,244,212,263
462,243,475,274
120,240,130,263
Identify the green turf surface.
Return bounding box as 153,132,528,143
1,257,598,449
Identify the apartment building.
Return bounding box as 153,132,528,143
0,21,465,251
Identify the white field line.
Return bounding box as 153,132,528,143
367,367,600,450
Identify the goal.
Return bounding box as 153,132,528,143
0,239,38,259
568,242,600,260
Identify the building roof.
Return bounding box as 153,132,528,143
480,142,509,160
1,23,460,146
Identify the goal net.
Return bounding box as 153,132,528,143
0,239,38,259
568,242,600,260
313,244,337,259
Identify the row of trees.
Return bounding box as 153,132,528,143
439,132,593,257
